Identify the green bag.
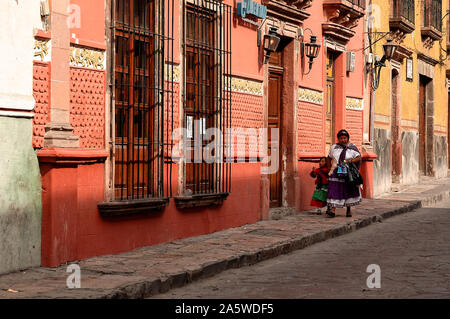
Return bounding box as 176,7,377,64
312,185,328,202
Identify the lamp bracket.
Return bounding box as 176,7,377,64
242,17,262,27
256,18,268,47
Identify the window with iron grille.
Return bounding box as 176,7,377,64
182,0,232,195
424,0,442,32
112,0,174,201
392,0,415,25
348,0,366,10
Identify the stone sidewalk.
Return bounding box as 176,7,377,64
1,176,449,299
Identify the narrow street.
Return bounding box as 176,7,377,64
151,199,450,299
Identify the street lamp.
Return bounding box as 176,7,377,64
302,35,321,75
373,39,398,90
263,27,281,64
301,29,321,75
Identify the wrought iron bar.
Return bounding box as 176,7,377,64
112,0,173,200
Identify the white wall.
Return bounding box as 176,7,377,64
0,0,42,111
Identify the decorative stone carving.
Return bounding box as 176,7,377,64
262,0,313,25
70,46,106,70
322,0,365,43
422,36,435,50
346,97,363,111
417,53,440,67
165,63,180,82
298,87,324,105
421,27,442,43
34,39,51,62
392,43,413,62
225,76,263,96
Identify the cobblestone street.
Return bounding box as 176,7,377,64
152,198,450,299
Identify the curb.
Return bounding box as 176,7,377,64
102,200,426,299
421,190,450,207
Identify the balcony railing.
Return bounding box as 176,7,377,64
348,0,365,9
392,0,415,25
424,0,442,32
390,0,415,34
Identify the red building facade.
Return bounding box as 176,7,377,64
32,0,374,267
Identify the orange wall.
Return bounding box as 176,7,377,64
300,0,326,91
301,0,365,97
69,0,106,49
40,160,262,266
227,0,263,80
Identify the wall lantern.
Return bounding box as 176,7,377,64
372,39,398,90
262,27,281,64
301,30,321,75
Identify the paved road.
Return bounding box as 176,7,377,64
151,199,450,299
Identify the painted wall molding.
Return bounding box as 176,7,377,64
434,124,447,135
0,93,36,111
0,110,34,118
298,87,324,105
33,39,51,62
401,119,418,128
70,46,106,70
374,113,390,124
225,76,263,96
346,97,364,111
165,63,180,82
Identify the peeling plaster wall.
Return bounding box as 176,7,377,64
0,1,42,274
0,118,42,274
434,135,448,179
373,128,391,196
401,131,420,185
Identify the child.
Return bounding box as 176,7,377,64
310,157,330,214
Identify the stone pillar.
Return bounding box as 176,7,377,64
282,38,300,209
44,0,79,148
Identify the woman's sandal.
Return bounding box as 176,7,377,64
326,209,335,218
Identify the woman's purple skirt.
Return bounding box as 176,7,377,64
327,169,361,208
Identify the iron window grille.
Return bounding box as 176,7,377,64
348,0,366,10
392,0,415,25
182,0,232,195
111,0,174,201
424,0,443,32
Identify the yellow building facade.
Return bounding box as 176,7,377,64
368,0,449,195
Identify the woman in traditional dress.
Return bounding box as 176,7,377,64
326,129,362,218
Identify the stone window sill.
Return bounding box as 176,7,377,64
98,198,169,217
174,192,229,209
421,26,442,42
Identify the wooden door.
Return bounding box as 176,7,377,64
325,52,336,155
419,77,426,175
391,71,400,181
268,51,283,208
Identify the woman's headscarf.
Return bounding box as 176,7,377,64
337,129,350,139
335,129,361,169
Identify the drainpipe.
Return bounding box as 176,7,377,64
369,0,375,143
371,72,375,142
